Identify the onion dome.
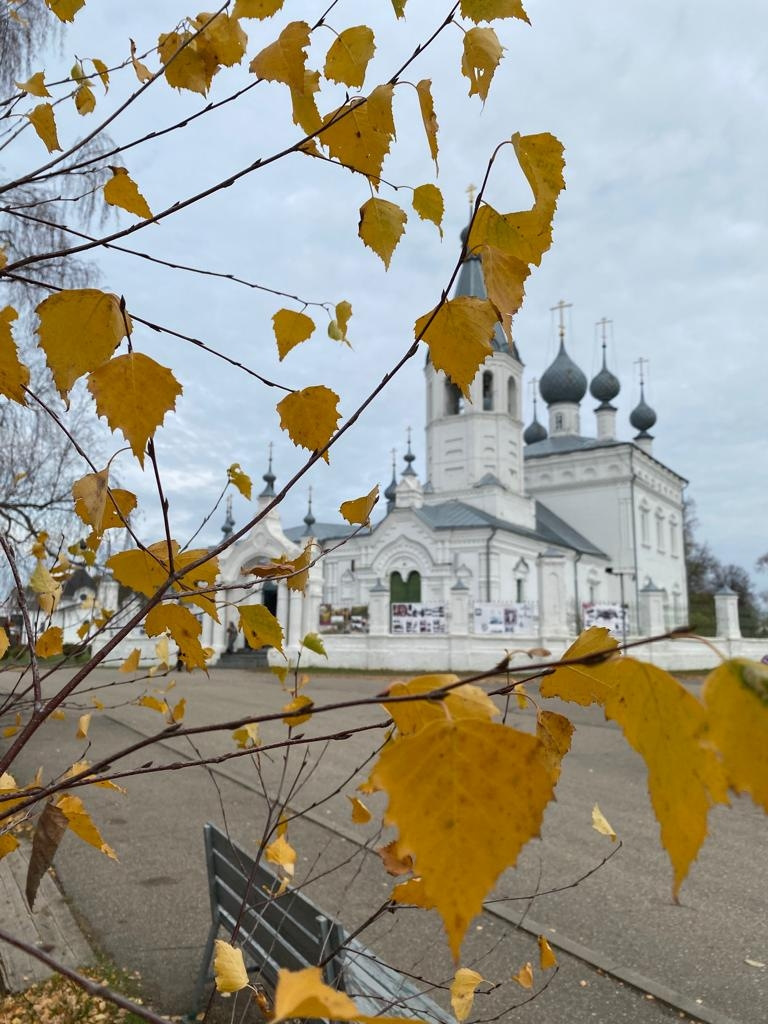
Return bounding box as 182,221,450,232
630,384,657,434
590,340,620,406
221,495,235,540
539,340,587,405
259,444,276,498
384,450,397,510
402,428,417,477
302,488,315,535
523,392,548,444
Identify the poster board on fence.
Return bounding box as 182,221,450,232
390,603,446,635
473,602,538,635
318,605,369,634
581,602,626,637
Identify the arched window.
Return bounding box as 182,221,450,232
507,377,517,417
482,371,494,411
554,412,564,431
445,381,464,415
390,570,422,603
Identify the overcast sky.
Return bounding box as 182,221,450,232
14,1,768,578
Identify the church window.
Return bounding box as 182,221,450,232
350,559,355,572
507,377,517,417
516,578,525,602
588,580,599,603
669,518,678,556
390,570,421,603
656,511,665,552
482,371,494,411
445,381,464,415
554,412,564,431
640,504,650,546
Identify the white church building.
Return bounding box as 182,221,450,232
198,228,740,672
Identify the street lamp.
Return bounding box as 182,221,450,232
605,567,635,652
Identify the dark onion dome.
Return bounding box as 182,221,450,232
384,451,397,509
524,416,548,445
630,385,657,434
539,340,587,405
302,490,315,535
259,445,276,498
589,348,620,405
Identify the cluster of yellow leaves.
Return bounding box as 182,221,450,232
107,541,219,618
247,540,313,593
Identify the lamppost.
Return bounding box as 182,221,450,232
605,567,635,652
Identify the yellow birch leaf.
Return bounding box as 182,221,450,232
415,79,439,170
107,546,169,598
412,184,444,236
130,39,153,83
94,488,136,535
461,27,504,102
538,935,557,969
272,664,289,686
27,102,62,152
0,834,19,860
36,289,129,401
56,794,117,860
538,626,619,706
301,632,326,657
339,485,378,526
592,803,617,841
0,248,6,269
0,306,29,404
31,532,48,559
119,649,141,673
391,0,407,16
154,635,171,670
415,296,496,399
390,876,435,908
383,675,498,736
347,796,371,824
377,841,413,876
76,713,91,739
239,604,284,654
372,719,556,958
335,300,352,342
451,967,483,1023
74,83,95,115
103,167,153,220
213,939,249,993
192,11,247,68
536,710,574,785
603,660,729,897
16,72,50,97
324,26,375,89
30,560,62,613
171,698,186,722
145,603,208,672
478,245,529,341
265,832,296,878
138,695,168,714
248,541,313,594
272,309,315,360
44,0,85,22
282,695,313,726
358,197,406,268
277,385,340,458
158,30,218,95
87,352,182,466
234,0,285,18
461,0,530,23
249,21,311,91
35,626,63,659
271,966,423,1024
91,58,109,91
232,722,261,749
289,68,322,135
50,710,67,721
512,962,533,989
319,86,395,186
703,659,768,812
91,698,104,710
72,468,108,532
174,546,220,618
227,462,252,499
0,628,9,660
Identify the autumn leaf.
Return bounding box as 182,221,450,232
415,79,439,170
0,628,9,660
232,723,261,749
158,30,218,95
44,0,85,22
273,309,315,360
16,72,50,97
347,796,371,824
138,695,168,714
271,966,425,1024
25,802,68,910
265,832,296,879
372,719,556,957
415,296,497,399
277,386,340,458
536,710,574,785
383,675,498,736
324,26,376,89
538,626,619,706
103,167,153,219
235,0,285,18
377,840,413,876
76,714,91,740
107,545,170,599
479,245,529,341
512,962,533,989
538,935,557,969
36,289,130,401
339,485,379,526
0,306,29,404
358,197,407,268
30,560,62,614
34,626,62,659
289,68,322,134
461,27,504,102
74,83,96,115
282,695,313,726
227,462,252,499
592,804,617,841
91,58,110,91
301,632,326,657
72,469,109,532
319,86,395,187
249,21,311,91
249,541,313,593
390,876,435,908
27,102,61,152
192,11,247,68
87,352,182,465
334,300,352,342
461,0,530,22
451,968,483,1023
0,834,19,860
130,39,153,83
145,603,208,672
412,184,444,236
119,649,141,673
703,659,768,812
239,604,284,654
213,940,249,993
56,794,118,860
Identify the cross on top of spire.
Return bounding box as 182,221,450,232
550,299,572,341
634,356,649,388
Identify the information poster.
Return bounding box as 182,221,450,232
318,605,369,634
473,602,538,635
581,602,627,637
390,603,446,635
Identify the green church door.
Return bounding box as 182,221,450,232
390,570,421,604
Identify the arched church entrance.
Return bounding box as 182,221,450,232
263,579,278,618
390,570,421,603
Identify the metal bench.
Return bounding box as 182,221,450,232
193,823,451,1022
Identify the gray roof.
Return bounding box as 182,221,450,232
285,522,357,543
524,435,688,483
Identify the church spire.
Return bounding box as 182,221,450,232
384,448,398,511
523,379,548,445
402,427,416,477
259,443,276,498
302,486,315,535
221,494,235,540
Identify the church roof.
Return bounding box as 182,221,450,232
285,522,357,543
524,435,688,483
